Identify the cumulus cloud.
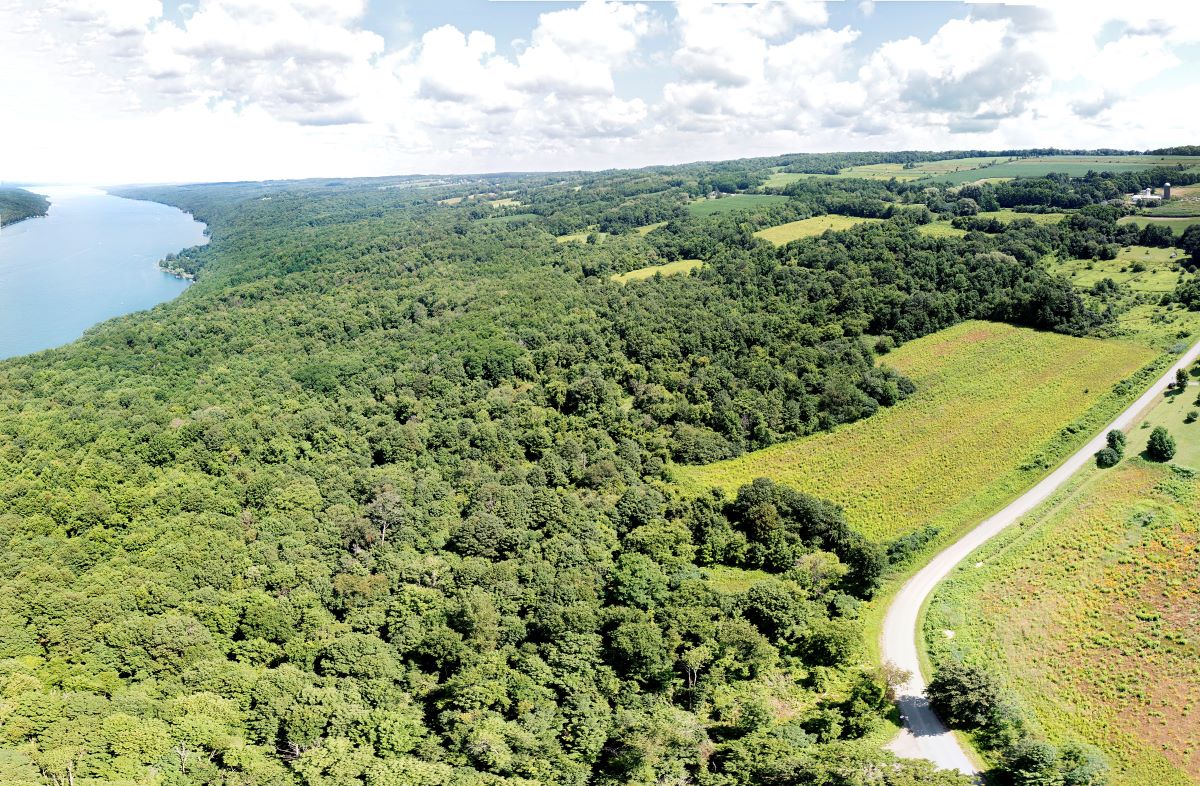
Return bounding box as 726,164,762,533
0,0,1198,184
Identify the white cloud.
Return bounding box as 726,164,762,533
0,0,1198,185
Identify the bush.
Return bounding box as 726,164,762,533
1105,429,1126,453
1094,447,1120,468
1146,426,1176,462
926,661,1003,730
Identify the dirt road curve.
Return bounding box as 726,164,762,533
881,340,1200,774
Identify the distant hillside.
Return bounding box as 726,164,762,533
0,186,49,226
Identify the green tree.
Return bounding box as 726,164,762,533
1146,426,1176,461
926,661,1003,730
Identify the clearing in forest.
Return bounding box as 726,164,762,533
754,215,881,245
675,321,1159,543
1050,246,1186,294
612,259,702,283
927,389,1200,786
687,194,790,217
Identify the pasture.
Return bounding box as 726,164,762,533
674,321,1159,543
917,221,968,239
1118,215,1200,234
754,214,880,245
1050,246,1187,294
975,209,1067,225
612,258,702,284
688,194,791,216
927,390,1200,785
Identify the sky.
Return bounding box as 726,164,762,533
0,0,1197,185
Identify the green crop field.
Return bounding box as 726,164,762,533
674,321,1159,542
612,258,702,283
977,209,1067,225
754,214,880,244
687,194,791,216
1117,215,1200,235
767,156,1200,188
927,389,1200,785
1051,246,1188,293
917,221,968,238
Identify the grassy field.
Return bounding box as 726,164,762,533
1050,246,1187,294
1117,215,1200,235
927,387,1200,785
674,321,1159,543
976,209,1067,225
754,215,880,245
917,221,969,239
477,212,539,225
767,156,1200,188
688,194,791,217
932,156,1200,186
612,258,702,284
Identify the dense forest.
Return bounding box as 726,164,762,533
0,151,1192,786
0,187,49,227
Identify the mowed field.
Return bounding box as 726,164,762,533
927,389,1200,785
1050,246,1188,293
612,258,702,283
1117,215,1200,235
688,194,791,216
674,321,1159,542
766,156,1200,188
754,215,880,244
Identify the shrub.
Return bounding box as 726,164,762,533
1146,426,1176,462
1094,447,1120,468
1105,429,1126,453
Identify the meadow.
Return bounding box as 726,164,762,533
688,194,791,216
754,214,880,244
674,321,1160,543
612,258,702,283
926,389,1200,785
1117,215,1200,234
1050,246,1188,294
916,221,968,238
766,155,1200,188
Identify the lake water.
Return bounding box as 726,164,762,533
0,187,207,359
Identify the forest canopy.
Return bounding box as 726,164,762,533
0,149,1190,786
0,187,49,226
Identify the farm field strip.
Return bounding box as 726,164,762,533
754,215,880,244
675,321,1159,543
612,259,702,283
687,194,791,216
927,390,1200,784
1117,215,1200,234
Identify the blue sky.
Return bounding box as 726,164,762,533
0,1,1196,184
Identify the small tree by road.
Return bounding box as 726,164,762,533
1147,426,1177,462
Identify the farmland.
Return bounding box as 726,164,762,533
926,389,1200,785
674,321,1159,543
917,221,968,239
765,155,1200,188
1117,215,1200,235
754,214,880,245
688,193,791,216
1049,246,1188,294
612,258,702,283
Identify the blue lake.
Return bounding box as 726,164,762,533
0,187,207,359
